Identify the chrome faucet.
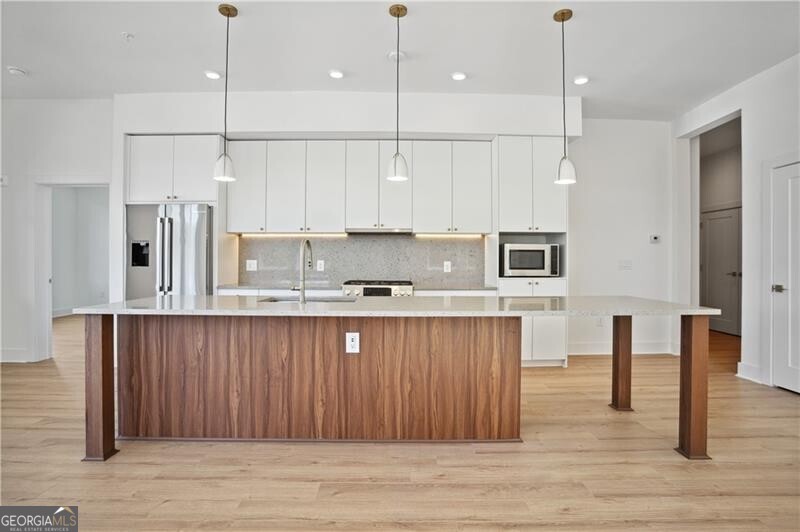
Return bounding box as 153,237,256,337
298,239,313,304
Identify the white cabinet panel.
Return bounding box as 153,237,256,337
379,140,413,230
412,141,452,233
266,141,306,233
345,141,380,230
531,316,567,360
173,135,220,202
306,141,346,233
521,316,534,360
226,141,267,233
532,137,567,232
531,278,567,297
452,141,492,234
498,136,533,232
497,278,534,297
128,135,174,202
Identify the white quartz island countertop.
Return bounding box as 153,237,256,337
75,295,720,318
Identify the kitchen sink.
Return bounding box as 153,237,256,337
258,296,358,303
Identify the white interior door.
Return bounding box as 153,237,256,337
771,162,800,392
700,208,741,335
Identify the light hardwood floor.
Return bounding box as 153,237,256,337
2,315,798,530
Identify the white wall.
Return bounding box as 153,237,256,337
700,146,741,212
567,119,674,353
672,54,800,384
1,99,112,362
51,186,109,316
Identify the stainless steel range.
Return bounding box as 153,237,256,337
342,280,414,297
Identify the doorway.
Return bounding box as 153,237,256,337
48,185,109,356
698,118,742,357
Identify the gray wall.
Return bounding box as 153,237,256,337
238,235,486,290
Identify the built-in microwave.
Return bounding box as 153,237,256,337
501,243,560,277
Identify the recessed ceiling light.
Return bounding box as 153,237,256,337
6,66,28,77
204,70,222,80
387,50,406,62
121,32,135,42
328,69,344,79
573,75,589,85
451,72,467,81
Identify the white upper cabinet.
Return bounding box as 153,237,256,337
128,135,220,203
172,135,220,202
379,140,413,230
266,141,306,233
532,137,567,232
452,141,492,234
345,141,380,231
412,141,452,233
498,136,534,232
128,136,174,202
498,135,567,233
306,141,346,233
226,141,267,233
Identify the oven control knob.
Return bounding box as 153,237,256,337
344,289,351,296
354,289,360,295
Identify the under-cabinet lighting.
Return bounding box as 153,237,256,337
414,234,484,239
240,233,348,238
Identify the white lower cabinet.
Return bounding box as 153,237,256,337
498,277,568,363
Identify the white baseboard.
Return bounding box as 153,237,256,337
522,359,566,368
1,348,52,363
568,341,674,355
736,362,764,385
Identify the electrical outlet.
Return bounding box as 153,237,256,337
246,259,258,272
345,332,360,354
316,259,325,272
443,261,452,273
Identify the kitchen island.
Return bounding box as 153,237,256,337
75,295,719,461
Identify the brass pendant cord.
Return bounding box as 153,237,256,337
395,14,400,156
561,19,566,158
223,14,231,161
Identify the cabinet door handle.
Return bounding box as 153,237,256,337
300,227,304,231
528,226,532,230
373,223,378,227
534,226,539,231
447,228,451,231
306,227,310,231
454,227,458,231
380,224,384,227
260,227,264,231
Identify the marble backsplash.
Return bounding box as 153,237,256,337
238,235,486,290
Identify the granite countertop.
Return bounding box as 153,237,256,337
75,295,719,318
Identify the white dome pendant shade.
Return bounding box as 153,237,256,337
213,4,237,182
386,152,409,182
555,156,577,185
386,5,409,182
214,152,237,182
553,8,577,186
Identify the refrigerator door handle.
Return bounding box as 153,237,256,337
156,216,165,294
167,217,174,293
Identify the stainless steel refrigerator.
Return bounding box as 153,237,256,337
126,204,212,299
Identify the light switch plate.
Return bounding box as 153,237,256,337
345,332,360,354
316,259,325,272
443,261,452,273
245,259,258,272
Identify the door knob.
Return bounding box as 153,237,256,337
771,284,787,293
725,271,738,276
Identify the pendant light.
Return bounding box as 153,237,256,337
386,4,409,182
213,3,238,182
553,8,577,185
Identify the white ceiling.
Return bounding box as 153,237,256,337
2,1,798,120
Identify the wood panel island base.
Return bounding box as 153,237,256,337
76,295,720,461
117,315,520,441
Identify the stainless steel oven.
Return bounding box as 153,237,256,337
501,243,559,277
